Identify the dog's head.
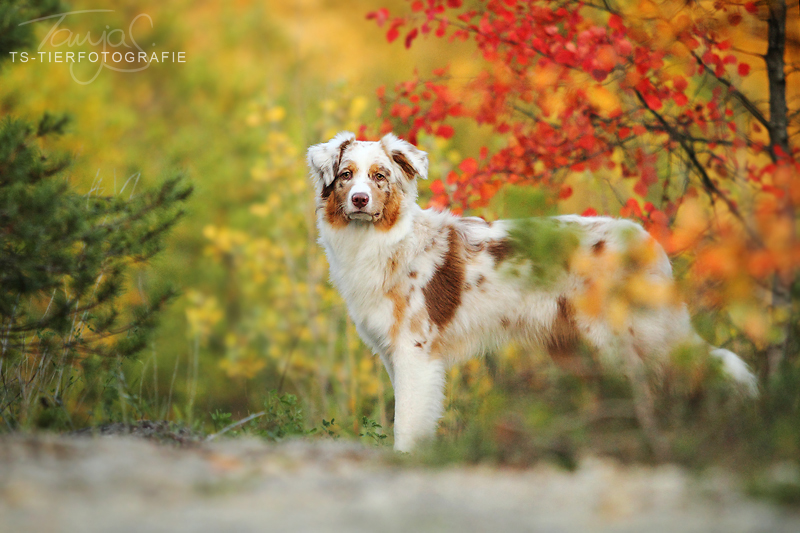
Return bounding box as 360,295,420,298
307,132,428,230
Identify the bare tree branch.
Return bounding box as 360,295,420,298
633,89,763,246
690,51,772,137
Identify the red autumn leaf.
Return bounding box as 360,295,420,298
747,250,776,278
673,92,689,106
479,182,496,202
620,198,643,218
578,134,596,150
430,179,446,195
643,91,663,110
436,19,447,37
368,0,798,321
430,194,450,210
608,14,625,32
405,28,419,49
387,26,400,43
436,124,455,139
391,103,413,119
738,63,751,76
459,157,478,174
366,8,390,26
650,209,668,226
582,207,598,217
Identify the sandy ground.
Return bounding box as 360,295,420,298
1,434,798,533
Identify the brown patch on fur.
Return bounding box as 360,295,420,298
429,335,466,360
455,217,490,257
408,312,426,336
476,274,486,286
374,182,403,231
500,316,511,329
322,161,357,226
409,271,418,279
369,163,391,180
592,240,606,255
386,286,407,343
414,341,423,349
423,228,465,329
488,239,513,263
320,177,336,199
388,253,399,276
324,189,349,228
332,138,353,179
546,296,581,368
391,150,418,180
429,336,443,358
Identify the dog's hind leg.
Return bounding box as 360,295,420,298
662,306,759,396
622,337,670,460
391,344,446,452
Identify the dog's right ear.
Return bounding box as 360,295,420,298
307,131,356,194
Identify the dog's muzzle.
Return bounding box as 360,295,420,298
348,212,379,221
347,192,379,221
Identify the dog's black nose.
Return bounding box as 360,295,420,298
351,193,369,209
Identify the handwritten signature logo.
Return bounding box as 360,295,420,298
12,10,185,85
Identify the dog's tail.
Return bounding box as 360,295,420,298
708,345,759,397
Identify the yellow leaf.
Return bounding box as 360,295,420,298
265,106,286,123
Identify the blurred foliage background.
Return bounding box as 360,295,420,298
0,0,482,435
1,0,798,481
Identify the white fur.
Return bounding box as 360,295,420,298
308,132,758,452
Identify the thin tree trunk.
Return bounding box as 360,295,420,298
766,0,789,159
764,0,794,374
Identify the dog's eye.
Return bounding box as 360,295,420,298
339,170,352,180
374,173,386,182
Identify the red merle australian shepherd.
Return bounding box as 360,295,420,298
307,131,757,452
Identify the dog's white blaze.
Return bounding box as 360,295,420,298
347,176,372,209
308,132,758,452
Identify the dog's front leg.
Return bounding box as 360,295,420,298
391,345,446,452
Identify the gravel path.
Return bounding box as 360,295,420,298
1,434,798,533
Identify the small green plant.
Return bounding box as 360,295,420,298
210,410,233,433
359,416,388,445
306,418,340,439
246,391,307,441
318,418,339,439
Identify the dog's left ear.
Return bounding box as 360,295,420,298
381,133,429,181
307,131,356,193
